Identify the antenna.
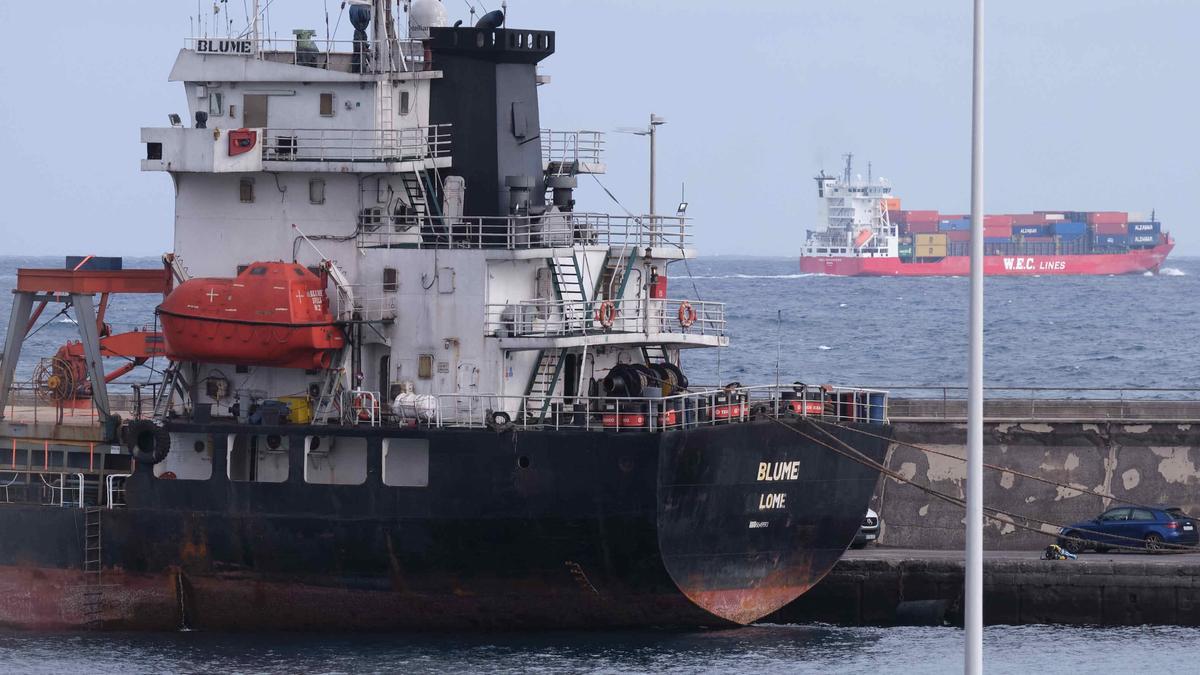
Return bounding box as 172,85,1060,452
842,153,853,184
868,161,873,185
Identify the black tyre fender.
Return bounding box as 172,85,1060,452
486,410,514,433
124,419,171,465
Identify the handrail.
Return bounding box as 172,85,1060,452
106,473,132,509
263,126,451,164
486,298,726,339
357,211,691,250
541,130,605,167
184,37,428,73
380,384,890,431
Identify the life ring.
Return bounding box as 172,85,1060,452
595,300,617,329
353,394,379,422
123,419,171,465
678,301,698,329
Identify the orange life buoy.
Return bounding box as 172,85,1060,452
595,300,617,329
678,301,698,329
353,394,379,422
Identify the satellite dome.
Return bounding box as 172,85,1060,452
409,0,449,39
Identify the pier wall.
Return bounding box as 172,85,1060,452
874,400,1200,550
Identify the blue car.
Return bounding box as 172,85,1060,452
1058,506,1199,554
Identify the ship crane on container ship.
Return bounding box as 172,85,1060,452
0,1,893,632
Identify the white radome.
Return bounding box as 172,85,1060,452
409,0,449,38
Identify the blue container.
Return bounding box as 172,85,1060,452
1094,234,1127,246
1130,234,1158,246
1015,225,1049,237
1129,221,1161,234
938,218,970,232
1051,221,1087,236
1059,232,1085,241
984,237,1011,244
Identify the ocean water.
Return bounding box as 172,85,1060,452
2,254,1197,396
1,624,1197,674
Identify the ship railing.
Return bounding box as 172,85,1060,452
262,126,452,164
332,285,398,323
541,130,605,169
404,384,889,431
348,390,382,427
184,37,428,73
485,298,726,339
0,472,88,508
356,212,691,250
106,473,132,509
874,385,1200,421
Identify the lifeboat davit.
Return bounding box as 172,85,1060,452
158,262,345,370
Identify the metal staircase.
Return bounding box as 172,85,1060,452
151,362,183,421
82,506,103,627
523,348,566,424
549,253,588,329
594,249,638,301
312,350,349,425
643,345,670,365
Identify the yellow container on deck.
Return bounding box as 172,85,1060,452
279,396,313,424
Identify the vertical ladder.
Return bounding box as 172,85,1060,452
523,348,566,424
594,249,638,302
377,77,395,160
82,506,103,627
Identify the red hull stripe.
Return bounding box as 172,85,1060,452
799,243,1174,277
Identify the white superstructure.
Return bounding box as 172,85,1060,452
801,155,898,259
140,2,726,426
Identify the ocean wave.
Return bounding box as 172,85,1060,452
1159,267,1187,276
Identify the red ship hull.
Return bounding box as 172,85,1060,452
800,242,1174,277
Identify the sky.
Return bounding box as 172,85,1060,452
0,0,1196,257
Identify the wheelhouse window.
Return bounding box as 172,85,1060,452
208,91,225,117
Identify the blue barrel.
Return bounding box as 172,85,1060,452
868,393,886,424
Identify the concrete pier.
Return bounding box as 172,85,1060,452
773,548,1200,626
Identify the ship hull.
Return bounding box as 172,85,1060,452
800,242,1173,277
0,418,888,631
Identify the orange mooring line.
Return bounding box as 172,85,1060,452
89,443,95,471
43,440,49,470
10,438,15,467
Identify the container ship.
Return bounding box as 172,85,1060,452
799,156,1173,276
0,3,890,631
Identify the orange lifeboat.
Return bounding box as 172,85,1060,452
158,262,345,370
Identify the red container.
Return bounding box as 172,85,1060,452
1012,213,1048,226
984,227,1013,239
1087,211,1128,225
985,215,1014,228
946,230,971,242
1093,222,1128,235
905,210,940,223
906,221,940,234
888,210,906,224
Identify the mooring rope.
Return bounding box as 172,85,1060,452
765,414,1196,553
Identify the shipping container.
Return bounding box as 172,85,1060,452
915,245,947,258
898,244,914,258
884,198,902,212
985,215,1014,228
945,230,971,242
888,209,906,224
1051,221,1087,236
1092,221,1128,236
1011,213,1047,226
1023,236,1055,243
938,218,971,232
915,233,948,246
984,237,1011,244
1015,225,1050,237
906,210,940,223
1129,221,1161,234
1130,234,1158,246
1093,234,1127,247
907,221,940,234
1057,232,1085,242
1086,211,1127,225
984,226,1013,238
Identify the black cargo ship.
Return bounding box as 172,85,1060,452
0,1,890,630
